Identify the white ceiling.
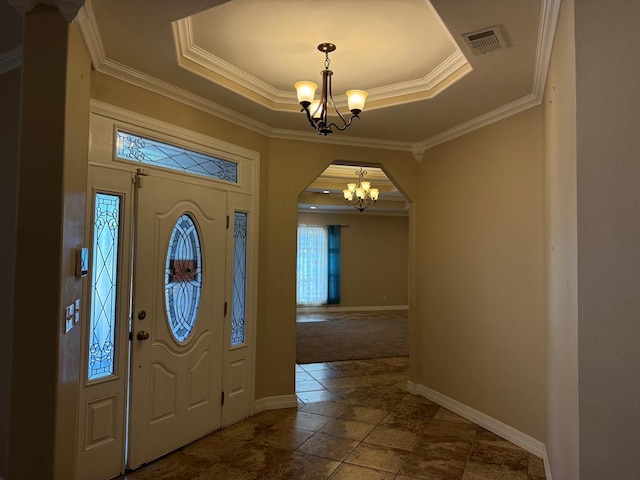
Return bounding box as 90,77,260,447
0,0,560,214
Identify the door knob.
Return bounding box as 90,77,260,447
136,330,150,341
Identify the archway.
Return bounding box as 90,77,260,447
293,160,416,402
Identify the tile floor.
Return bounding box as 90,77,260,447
118,357,546,480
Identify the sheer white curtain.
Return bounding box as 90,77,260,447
297,225,328,305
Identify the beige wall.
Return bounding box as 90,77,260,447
9,10,91,480
0,66,21,480
89,75,420,402
415,106,546,441
55,23,92,480
574,1,640,477
259,138,418,399
297,212,409,307
543,0,579,477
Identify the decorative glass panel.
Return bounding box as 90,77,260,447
115,130,238,183
231,212,248,346
165,214,202,343
88,193,121,381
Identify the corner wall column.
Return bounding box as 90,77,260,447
9,5,90,480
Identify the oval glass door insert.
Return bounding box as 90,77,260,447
165,214,202,343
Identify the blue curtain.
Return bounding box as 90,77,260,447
327,225,341,304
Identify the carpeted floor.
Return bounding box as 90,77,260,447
296,309,408,364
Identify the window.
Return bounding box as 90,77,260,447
231,211,248,346
88,193,121,381
115,130,238,183
296,225,341,305
165,214,202,343
297,226,328,305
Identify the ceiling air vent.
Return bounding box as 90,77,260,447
462,25,507,55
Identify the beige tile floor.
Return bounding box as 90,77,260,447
118,357,546,480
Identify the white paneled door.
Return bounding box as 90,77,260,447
128,172,226,469
79,109,258,480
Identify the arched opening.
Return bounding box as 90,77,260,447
295,161,412,402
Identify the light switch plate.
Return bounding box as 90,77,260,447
74,299,81,323
65,304,75,333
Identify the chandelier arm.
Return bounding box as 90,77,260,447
296,43,367,136
301,106,320,129
327,113,361,132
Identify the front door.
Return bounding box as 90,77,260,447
128,172,227,468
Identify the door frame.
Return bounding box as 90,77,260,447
77,101,259,479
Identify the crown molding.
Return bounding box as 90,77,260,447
76,3,274,138
77,3,415,153
174,17,470,112
533,0,562,97
366,51,469,100
7,0,84,21
269,127,414,153
75,0,103,65
90,99,261,162
174,17,289,107
76,0,560,155
0,47,22,74
417,93,539,151
415,0,561,151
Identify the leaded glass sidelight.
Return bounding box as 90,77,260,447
115,130,238,183
231,212,248,346
165,214,203,343
88,193,121,381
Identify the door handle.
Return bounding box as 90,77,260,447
136,330,150,341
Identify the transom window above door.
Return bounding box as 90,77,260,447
115,129,238,183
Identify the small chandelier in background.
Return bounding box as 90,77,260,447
343,167,379,213
295,43,368,136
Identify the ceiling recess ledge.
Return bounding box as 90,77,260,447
74,0,561,156
172,15,470,112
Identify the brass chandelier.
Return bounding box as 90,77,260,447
343,167,379,213
294,43,368,136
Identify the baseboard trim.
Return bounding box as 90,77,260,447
543,445,553,480
254,394,298,414
407,381,545,458
297,305,408,313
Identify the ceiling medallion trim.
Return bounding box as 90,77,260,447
174,18,470,112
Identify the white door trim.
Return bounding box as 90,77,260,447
79,102,259,479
